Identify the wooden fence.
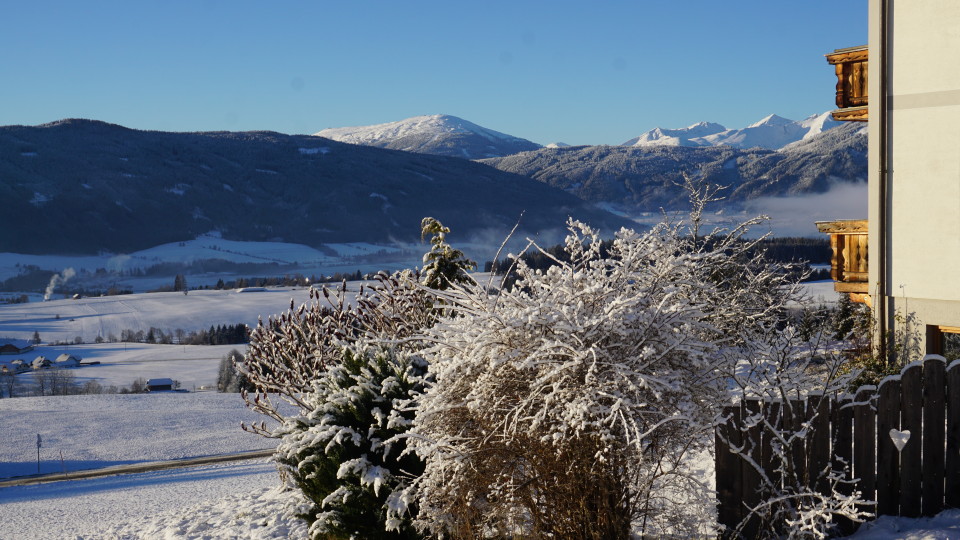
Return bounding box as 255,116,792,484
716,355,960,538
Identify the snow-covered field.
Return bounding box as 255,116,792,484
0,393,278,478
0,234,420,287
3,342,250,391
0,286,342,345
0,392,304,539
0,461,306,540
1,393,958,538
0,284,365,393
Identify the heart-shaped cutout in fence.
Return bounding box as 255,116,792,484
889,428,911,452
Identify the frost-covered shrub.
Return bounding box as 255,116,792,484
398,212,797,537
241,219,478,536
275,346,426,539
240,272,435,435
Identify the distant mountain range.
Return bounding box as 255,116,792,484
479,122,867,212
621,112,841,150
0,119,628,255
315,114,542,159
1,112,867,256
317,111,843,154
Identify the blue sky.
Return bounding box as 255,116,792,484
2,1,866,146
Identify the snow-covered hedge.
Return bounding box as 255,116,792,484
396,214,799,537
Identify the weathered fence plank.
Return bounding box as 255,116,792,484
833,394,856,535
762,400,782,493
853,386,876,508
900,364,923,517
808,394,831,494
876,377,901,516
716,405,742,537
946,361,960,508
785,398,806,486
741,399,763,539
922,357,946,516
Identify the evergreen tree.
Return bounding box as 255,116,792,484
173,273,187,292
419,217,476,290
275,347,426,539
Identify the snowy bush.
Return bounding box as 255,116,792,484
240,271,436,435
241,218,473,433
217,349,253,393
274,346,426,539
397,201,799,537
241,219,477,537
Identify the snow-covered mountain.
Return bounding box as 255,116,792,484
620,121,727,147
315,114,542,159
622,112,841,150
481,122,867,212
0,119,628,255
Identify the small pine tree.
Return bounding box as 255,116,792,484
32,331,41,345
275,346,426,538
419,217,475,290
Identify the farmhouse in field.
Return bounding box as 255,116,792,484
10,359,29,373
55,354,81,368
146,378,175,392
32,356,51,369
818,1,960,357
0,340,34,356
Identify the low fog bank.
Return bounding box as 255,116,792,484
743,181,868,237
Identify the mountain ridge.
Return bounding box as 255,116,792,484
315,114,542,159
0,119,629,255
480,122,867,213
621,112,841,150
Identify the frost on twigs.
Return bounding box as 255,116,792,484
402,202,794,537
239,271,435,436
724,317,874,537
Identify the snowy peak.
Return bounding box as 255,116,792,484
623,112,843,150
314,114,542,159
621,121,726,147
797,111,841,140
317,114,522,144
747,114,793,128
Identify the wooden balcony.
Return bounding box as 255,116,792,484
826,45,868,122
815,219,869,303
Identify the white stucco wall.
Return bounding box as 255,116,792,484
877,1,960,306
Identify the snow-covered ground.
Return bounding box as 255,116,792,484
1,278,958,537
0,285,362,393
0,285,333,344
1,392,958,539
0,393,278,478
0,392,303,539
0,461,306,540
3,342,250,391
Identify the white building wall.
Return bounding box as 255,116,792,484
870,0,960,345
888,1,960,303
